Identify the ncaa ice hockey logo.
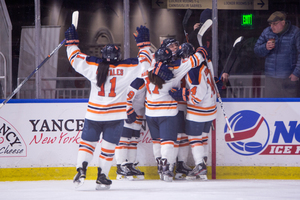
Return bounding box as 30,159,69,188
224,110,270,156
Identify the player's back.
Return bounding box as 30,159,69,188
185,61,217,122
67,45,151,121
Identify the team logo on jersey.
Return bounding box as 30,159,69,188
224,110,270,156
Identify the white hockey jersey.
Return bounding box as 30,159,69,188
185,60,217,122
67,45,151,121
127,52,205,118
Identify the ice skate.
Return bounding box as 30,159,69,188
198,157,208,181
186,162,207,180
116,162,134,181
161,158,174,182
96,167,112,190
73,161,87,188
156,157,163,180
128,162,145,180
175,161,192,180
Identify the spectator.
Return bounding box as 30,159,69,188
254,11,300,98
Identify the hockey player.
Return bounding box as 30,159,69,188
126,45,208,182
114,27,153,181
114,69,150,181
161,38,192,180
65,25,151,189
168,42,217,180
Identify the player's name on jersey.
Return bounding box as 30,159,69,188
109,69,123,76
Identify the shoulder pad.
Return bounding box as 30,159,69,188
86,56,102,64
130,77,145,90
187,65,201,85
120,57,139,65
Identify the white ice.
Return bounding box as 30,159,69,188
1,179,300,200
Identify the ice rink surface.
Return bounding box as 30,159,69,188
1,179,300,200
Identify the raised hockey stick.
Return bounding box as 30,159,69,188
221,36,243,75
0,11,79,110
72,11,79,29
197,19,212,46
197,19,234,138
182,9,192,43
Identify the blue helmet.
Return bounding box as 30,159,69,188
155,47,172,64
176,43,195,58
161,38,179,48
101,44,121,63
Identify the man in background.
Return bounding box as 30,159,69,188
254,11,300,98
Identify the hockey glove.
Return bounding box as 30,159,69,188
169,87,190,101
153,62,174,81
65,24,79,46
196,46,209,60
133,25,150,48
126,107,138,124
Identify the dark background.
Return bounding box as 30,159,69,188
4,0,300,92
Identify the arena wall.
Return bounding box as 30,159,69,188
0,99,299,181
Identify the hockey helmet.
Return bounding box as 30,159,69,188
176,42,195,58
101,44,121,63
161,38,179,48
155,47,173,64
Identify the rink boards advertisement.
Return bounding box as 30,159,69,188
0,99,155,169
0,99,299,172
215,99,300,167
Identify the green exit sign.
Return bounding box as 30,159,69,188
242,14,252,26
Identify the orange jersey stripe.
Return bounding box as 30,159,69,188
187,109,217,116
88,101,126,108
87,108,126,114
145,104,177,110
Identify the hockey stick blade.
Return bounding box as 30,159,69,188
72,11,79,29
221,36,244,76
233,36,244,48
197,19,212,46
182,9,192,42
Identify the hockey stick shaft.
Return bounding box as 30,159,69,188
182,9,192,43
198,19,234,138
0,39,66,109
0,11,79,109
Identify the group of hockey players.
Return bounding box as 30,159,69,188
64,20,216,190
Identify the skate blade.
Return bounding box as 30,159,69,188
199,175,208,181
73,177,85,188
163,176,173,182
159,173,163,180
116,175,134,181
186,176,197,181
174,173,186,180
95,184,110,190
133,175,144,180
